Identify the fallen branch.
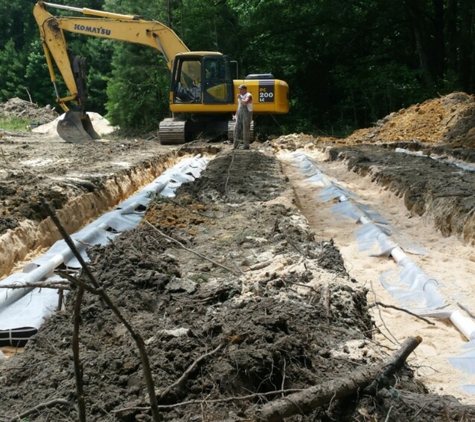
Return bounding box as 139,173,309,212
369,302,435,325
363,336,422,395
157,343,224,400
116,337,423,419
8,399,72,422
73,287,86,422
144,220,238,275
0,282,70,290
42,199,162,422
113,389,305,413
251,336,422,422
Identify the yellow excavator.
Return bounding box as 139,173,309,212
33,1,290,144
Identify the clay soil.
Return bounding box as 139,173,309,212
1,93,475,421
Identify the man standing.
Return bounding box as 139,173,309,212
233,84,253,150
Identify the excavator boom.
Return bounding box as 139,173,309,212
35,2,190,67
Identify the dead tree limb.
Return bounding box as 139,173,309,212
8,399,72,422
363,336,422,395
369,302,435,325
73,287,86,422
251,336,422,422
42,199,162,422
144,220,238,275
113,389,305,413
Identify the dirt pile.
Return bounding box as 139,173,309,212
0,97,58,124
32,112,117,136
343,92,475,147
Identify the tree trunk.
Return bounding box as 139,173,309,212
404,0,434,87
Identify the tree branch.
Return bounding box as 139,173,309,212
369,302,435,325
42,199,162,422
144,220,238,275
8,399,72,422
252,336,422,421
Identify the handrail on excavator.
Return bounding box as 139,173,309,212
40,1,140,21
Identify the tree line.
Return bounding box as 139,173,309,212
1,0,475,137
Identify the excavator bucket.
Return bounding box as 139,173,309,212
57,110,101,143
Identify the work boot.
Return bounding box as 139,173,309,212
242,144,249,150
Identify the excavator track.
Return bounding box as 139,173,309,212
158,118,186,145
158,118,255,145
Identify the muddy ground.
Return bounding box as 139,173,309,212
1,93,475,421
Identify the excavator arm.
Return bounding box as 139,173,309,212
33,1,190,142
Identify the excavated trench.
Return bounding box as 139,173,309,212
325,143,475,243
0,149,209,278
272,145,475,408
2,143,475,421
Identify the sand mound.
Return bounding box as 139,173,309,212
32,112,117,136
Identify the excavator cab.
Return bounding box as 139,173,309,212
171,53,233,106
158,53,235,144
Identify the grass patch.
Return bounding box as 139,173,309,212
0,115,31,132
190,274,209,283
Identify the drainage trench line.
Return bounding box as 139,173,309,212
0,154,210,348
286,148,475,393
0,154,180,278
288,149,475,341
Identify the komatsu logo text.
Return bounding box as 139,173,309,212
74,24,111,35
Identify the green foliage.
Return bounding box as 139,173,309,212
0,115,31,132
25,39,60,109
106,43,169,130
177,0,240,53
330,62,430,128
0,39,27,102
0,0,473,135
102,0,170,129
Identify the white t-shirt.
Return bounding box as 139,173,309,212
239,92,253,112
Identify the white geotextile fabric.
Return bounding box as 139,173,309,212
0,155,209,333
290,149,475,385
290,150,445,311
